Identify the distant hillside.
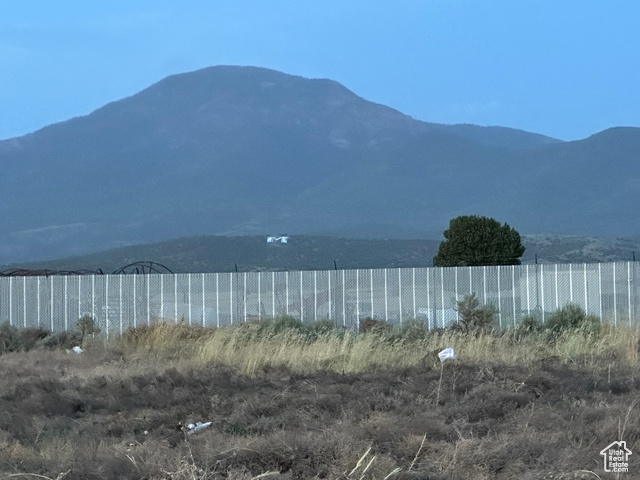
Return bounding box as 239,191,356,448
5,234,638,274
521,235,639,264
0,65,637,264
3,236,441,273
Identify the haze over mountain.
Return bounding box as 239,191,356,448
0,66,638,264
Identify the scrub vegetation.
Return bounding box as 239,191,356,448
0,304,639,479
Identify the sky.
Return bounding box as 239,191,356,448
1,1,639,142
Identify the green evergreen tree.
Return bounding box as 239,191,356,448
433,215,525,267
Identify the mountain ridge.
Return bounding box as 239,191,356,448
3,234,637,274
0,65,637,264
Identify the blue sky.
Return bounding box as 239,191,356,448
1,1,638,141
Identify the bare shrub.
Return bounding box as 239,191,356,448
0,323,50,354
359,317,392,334
545,303,601,340
455,294,497,334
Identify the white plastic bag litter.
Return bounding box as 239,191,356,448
186,421,212,435
438,348,455,362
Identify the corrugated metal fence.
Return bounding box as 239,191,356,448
0,262,638,335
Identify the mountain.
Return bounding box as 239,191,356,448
0,65,638,264
1,235,439,273
4,234,637,275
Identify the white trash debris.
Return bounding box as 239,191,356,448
186,421,212,435
66,346,83,354
438,348,456,362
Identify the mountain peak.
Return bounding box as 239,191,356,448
0,66,637,264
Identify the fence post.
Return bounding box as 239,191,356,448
583,264,588,315
342,270,346,327
426,267,431,330
258,272,262,321
440,268,445,329
541,265,545,323
384,269,388,322
497,267,502,328
78,276,81,325
202,273,206,327
628,262,632,326
525,265,531,315
134,275,138,328
37,277,40,328
356,269,360,322
186,274,191,325
412,267,416,319
9,277,12,327
328,271,331,323
569,264,574,302
613,263,617,325
23,277,26,328
483,266,487,304
511,266,516,327
370,270,374,320
91,275,95,326
554,264,559,310
49,276,54,332
398,269,402,324
230,273,233,325
160,275,164,321
454,267,459,299
599,263,603,320
216,273,220,328
160,275,162,322
119,275,123,335
105,275,109,338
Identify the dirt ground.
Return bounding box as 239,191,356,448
0,345,639,480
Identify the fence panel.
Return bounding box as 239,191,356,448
0,262,638,335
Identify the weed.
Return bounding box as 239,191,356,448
514,315,544,339
359,317,392,335
545,303,601,341
77,315,101,338
455,294,497,334
0,322,49,354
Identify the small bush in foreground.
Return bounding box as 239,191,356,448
257,314,304,336
545,303,601,340
514,315,545,339
456,294,497,334
118,321,213,352
40,329,83,349
77,314,100,338
359,317,392,334
392,318,430,342
0,322,49,354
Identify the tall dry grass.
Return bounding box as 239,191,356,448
109,318,640,377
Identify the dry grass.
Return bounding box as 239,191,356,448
1,316,640,479
109,320,640,377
